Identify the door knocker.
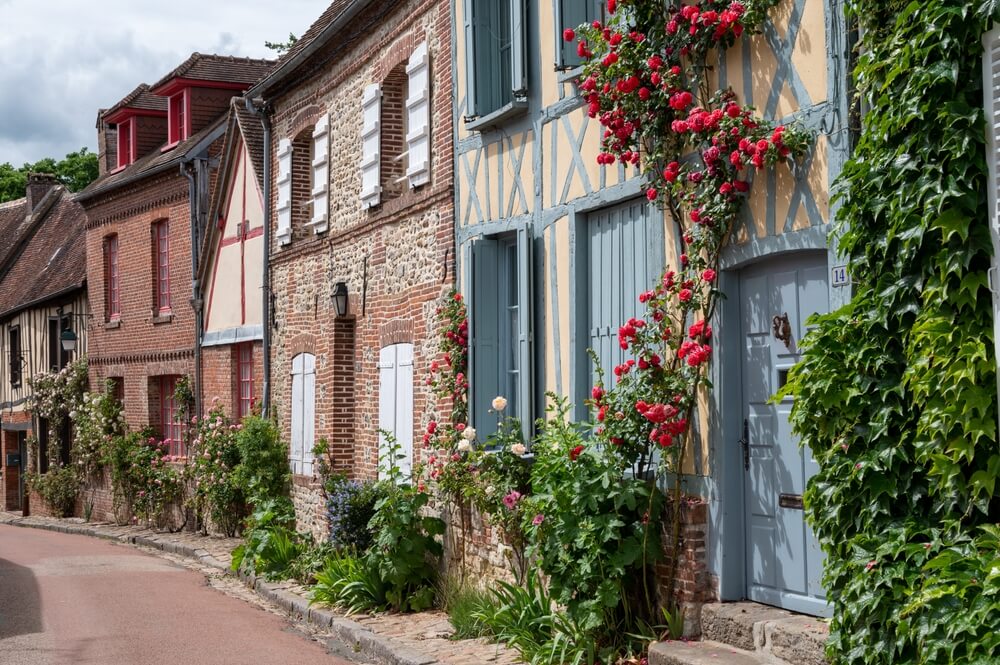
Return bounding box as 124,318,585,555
772,313,792,348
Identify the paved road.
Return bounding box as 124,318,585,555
0,524,351,665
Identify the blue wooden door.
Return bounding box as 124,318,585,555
740,251,830,617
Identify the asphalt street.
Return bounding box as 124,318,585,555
0,524,352,665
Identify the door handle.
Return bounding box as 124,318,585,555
739,418,750,471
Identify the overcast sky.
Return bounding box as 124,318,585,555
0,0,325,167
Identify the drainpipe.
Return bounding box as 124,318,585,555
247,97,273,418
182,161,204,421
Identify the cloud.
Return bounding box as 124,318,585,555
0,0,322,165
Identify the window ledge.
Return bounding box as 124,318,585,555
161,141,180,153
152,312,173,325
557,65,585,84
465,100,529,132
104,319,122,330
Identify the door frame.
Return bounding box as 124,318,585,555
709,228,846,608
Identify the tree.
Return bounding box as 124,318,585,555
264,33,298,54
0,147,99,204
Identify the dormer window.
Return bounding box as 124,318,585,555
168,91,188,145
116,119,134,169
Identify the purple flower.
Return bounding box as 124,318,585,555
532,514,545,526
502,491,522,510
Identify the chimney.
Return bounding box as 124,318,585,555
26,173,58,212
96,109,117,177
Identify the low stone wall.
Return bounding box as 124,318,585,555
291,475,327,543
438,501,522,585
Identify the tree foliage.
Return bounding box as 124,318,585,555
0,147,99,203
784,2,1000,662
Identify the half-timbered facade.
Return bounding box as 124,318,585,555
455,0,850,620
198,99,266,418
0,174,89,512
245,0,454,537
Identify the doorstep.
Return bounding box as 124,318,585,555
652,602,828,665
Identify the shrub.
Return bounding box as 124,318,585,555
26,465,79,517
103,432,182,524
310,551,387,614
325,474,382,552
231,496,301,579
232,415,289,506
188,407,244,535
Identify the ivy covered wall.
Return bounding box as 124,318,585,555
787,1,1000,663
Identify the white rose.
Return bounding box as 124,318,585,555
457,440,472,452
511,443,527,456
491,396,508,412
462,426,477,441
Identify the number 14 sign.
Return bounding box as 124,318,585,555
832,265,851,288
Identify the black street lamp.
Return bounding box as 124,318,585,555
60,327,78,353
332,282,349,318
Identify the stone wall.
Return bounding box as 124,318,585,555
263,0,455,533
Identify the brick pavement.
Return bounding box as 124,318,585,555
0,512,523,665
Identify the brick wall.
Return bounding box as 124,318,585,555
657,495,718,635
83,172,197,432
201,341,264,416
264,0,455,534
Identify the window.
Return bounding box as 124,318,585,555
982,25,1000,410
47,315,70,373
154,221,171,313
116,119,134,168
168,91,188,144
380,64,409,202
470,226,533,440
109,377,125,405
463,0,527,121
159,376,183,456
237,343,254,419
586,199,661,391
104,235,121,320
378,343,414,480
289,353,315,475
556,0,604,69
8,326,21,387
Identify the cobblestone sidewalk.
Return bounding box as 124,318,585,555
0,512,522,665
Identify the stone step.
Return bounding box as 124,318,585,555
699,602,829,665
650,640,771,665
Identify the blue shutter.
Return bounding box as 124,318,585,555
471,237,501,435
463,0,478,117
588,199,656,387
516,224,533,436
558,0,592,69
510,0,528,97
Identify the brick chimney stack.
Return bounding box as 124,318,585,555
26,173,59,212
96,109,117,177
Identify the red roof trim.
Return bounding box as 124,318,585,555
104,107,168,124
151,78,251,96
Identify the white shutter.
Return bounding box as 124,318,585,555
405,42,431,188
395,343,414,480
309,114,330,233
290,354,303,474
377,346,396,480
982,26,1000,429
276,138,293,245
360,84,382,208
302,353,316,475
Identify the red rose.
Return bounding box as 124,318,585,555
702,269,717,282
607,0,617,12
427,421,438,434
592,386,605,401
646,188,658,202
678,288,693,302
563,28,576,42
569,445,585,461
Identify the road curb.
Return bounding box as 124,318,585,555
1,515,443,665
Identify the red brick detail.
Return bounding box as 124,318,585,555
379,319,414,347
290,105,323,141
657,495,719,608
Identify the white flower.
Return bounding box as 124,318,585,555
462,426,477,441
491,396,508,412
511,443,527,456
457,440,472,452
